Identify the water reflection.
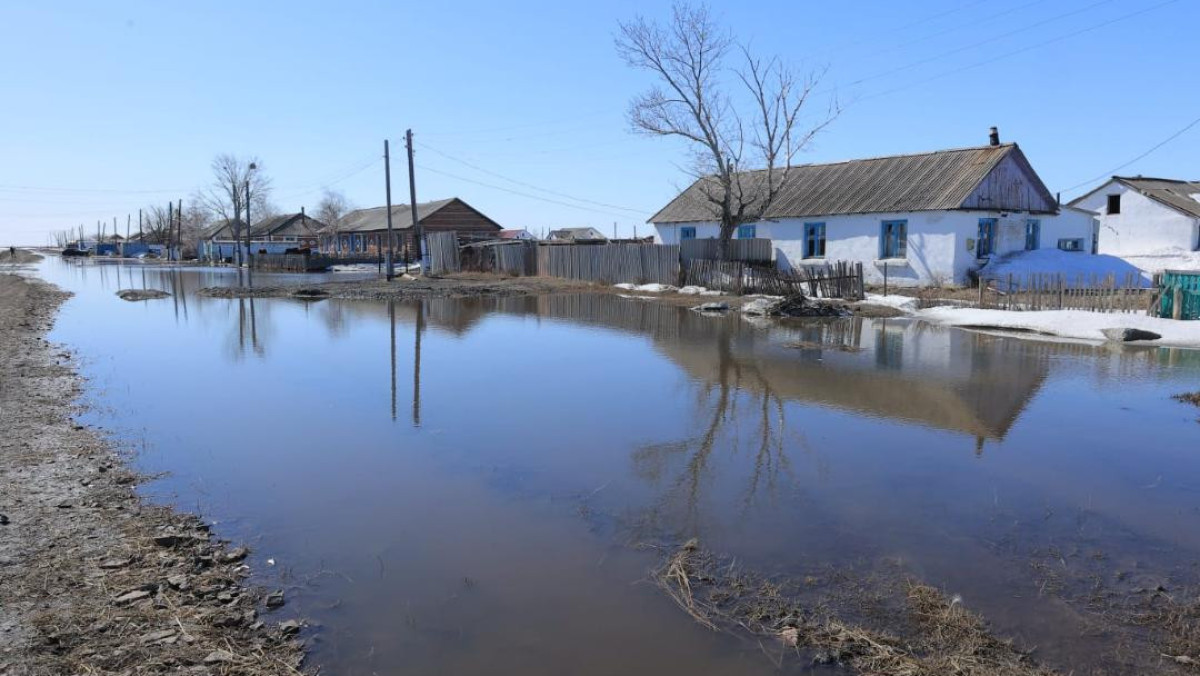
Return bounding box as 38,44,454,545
37,259,1200,676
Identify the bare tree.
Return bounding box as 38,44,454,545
140,204,175,244
315,188,353,251
616,3,837,258
195,154,273,242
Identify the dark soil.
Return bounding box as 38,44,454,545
0,272,305,675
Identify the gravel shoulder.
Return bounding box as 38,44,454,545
0,266,305,675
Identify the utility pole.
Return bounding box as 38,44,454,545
176,198,183,260
167,201,174,260
384,139,395,280
405,129,424,274
244,162,257,280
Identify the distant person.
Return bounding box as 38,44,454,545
8,247,14,257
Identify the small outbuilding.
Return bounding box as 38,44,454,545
1068,176,1200,258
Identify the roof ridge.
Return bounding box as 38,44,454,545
721,143,1015,176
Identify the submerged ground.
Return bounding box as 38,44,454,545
5,255,1200,674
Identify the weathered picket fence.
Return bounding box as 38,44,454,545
979,272,1152,313
684,259,864,299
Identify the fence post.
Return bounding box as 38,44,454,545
1174,287,1184,320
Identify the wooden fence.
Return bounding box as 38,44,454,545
977,272,1153,313
537,243,680,285
427,231,460,275
680,238,773,263
684,259,864,299
494,241,538,276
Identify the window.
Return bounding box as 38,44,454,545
1107,194,1121,214
680,226,696,240
1024,219,1040,251
737,224,757,239
880,220,907,259
977,218,997,257
1058,238,1084,252
803,222,826,258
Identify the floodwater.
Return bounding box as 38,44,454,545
36,257,1200,674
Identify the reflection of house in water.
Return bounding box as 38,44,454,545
474,295,1049,442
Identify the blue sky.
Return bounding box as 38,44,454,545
1,0,1196,244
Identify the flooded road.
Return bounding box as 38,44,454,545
39,258,1200,674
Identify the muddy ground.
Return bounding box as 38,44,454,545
0,261,304,675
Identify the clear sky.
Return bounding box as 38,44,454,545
1,0,1196,244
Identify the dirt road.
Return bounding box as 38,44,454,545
0,267,304,675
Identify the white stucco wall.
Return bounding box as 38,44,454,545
654,209,1095,287
1072,180,1200,255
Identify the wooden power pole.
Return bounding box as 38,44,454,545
405,129,424,273
384,139,395,280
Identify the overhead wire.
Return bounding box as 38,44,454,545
1061,114,1200,194
416,163,646,220
415,141,648,214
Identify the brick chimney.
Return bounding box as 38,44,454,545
988,126,1000,146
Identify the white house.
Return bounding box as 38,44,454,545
547,227,607,242
650,135,1097,287
1068,176,1200,258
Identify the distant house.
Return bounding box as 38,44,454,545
498,229,536,240
200,218,247,242
1068,176,1200,258
547,227,607,242
650,130,1097,287
320,197,502,256
250,212,327,247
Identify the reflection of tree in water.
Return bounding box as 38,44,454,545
633,325,794,535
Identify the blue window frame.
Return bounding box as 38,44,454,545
737,224,757,239
1025,219,1040,251
977,218,997,258
804,222,826,258
880,220,907,259
680,226,696,240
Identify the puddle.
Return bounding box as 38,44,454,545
39,258,1200,674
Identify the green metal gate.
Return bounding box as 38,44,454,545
1159,270,1200,320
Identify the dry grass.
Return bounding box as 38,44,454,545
652,540,1055,675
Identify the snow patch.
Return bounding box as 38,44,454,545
916,307,1200,347
980,250,1150,291
860,294,920,312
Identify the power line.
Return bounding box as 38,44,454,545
844,0,1116,90
416,141,648,214
855,0,1180,103
1062,114,1200,193
416,163,647,220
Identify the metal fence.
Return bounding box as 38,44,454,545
680,238,773,263
1157,270,1200,320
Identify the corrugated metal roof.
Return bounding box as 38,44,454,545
337,198,457,233
250,213,327,237
200,218,246,240
1114,177,1200,219
650,144,1023,223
